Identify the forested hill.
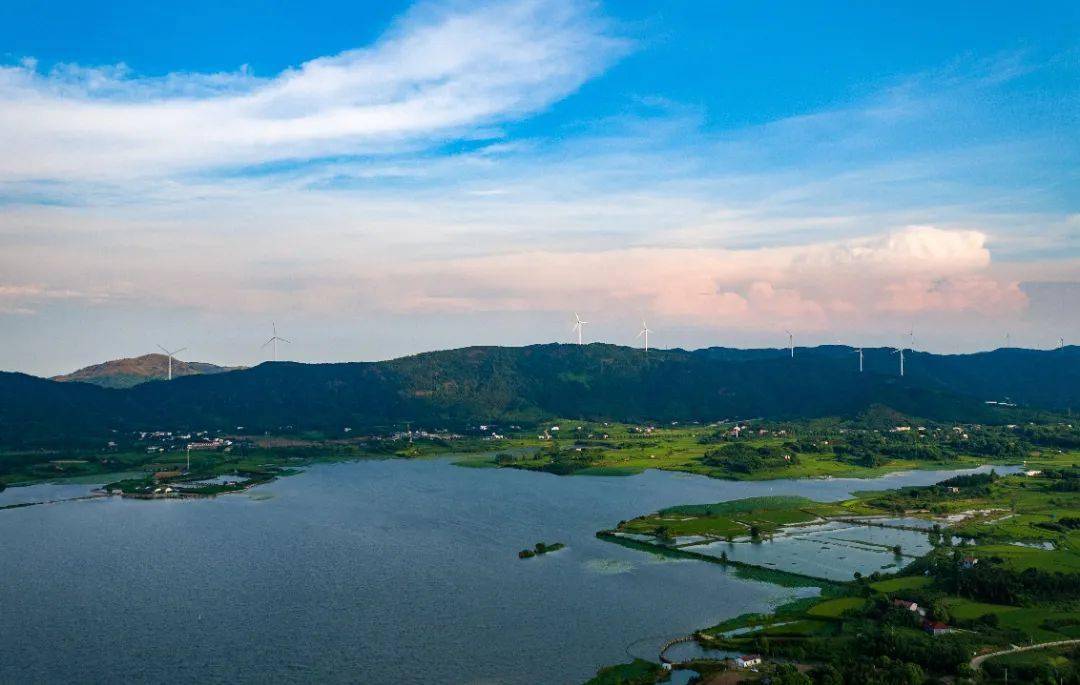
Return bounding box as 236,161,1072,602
2,344,1078,447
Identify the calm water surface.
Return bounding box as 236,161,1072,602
0,460,1010,684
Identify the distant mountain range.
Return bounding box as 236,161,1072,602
2,344,1078,448
52,353,242,389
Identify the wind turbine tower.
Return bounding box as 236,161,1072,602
157,345,188,381
854,347,864,372
637,320,651,352
572,314,588,345
262,322,292,362
785,330,794,358
892,345,905,377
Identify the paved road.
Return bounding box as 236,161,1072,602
970,639,1080,669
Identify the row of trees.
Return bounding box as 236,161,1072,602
926,552,1080,605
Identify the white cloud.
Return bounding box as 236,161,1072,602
0,0,627,181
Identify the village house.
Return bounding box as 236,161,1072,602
961,556,979,569
892,599,919,613
924,620,951,636
735,654,762,669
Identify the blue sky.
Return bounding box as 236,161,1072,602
3,1,1073,128
0,0,1077,375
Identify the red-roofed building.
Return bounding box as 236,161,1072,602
924,620,951,636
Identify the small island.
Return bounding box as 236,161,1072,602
518,541,565,559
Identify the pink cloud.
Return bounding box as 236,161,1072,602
880,275,1027,314
377,226,1026,330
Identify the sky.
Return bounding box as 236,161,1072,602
0,0,1078,376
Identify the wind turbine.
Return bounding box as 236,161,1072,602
636,320,651,352
1005,332,1011,349
1060,337,1066,350
892,345,905,377
262,322,291,362
572,313,588,345
908,325,917,352
785,330,794,358
853,347,864,373
157,345,187,381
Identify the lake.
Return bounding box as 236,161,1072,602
0,460,1010,684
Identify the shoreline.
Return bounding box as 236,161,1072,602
0,458,1022,509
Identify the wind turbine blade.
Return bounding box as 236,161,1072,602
175,347,187,354
279,337,292,344
157,345,168,354
262,338,274,348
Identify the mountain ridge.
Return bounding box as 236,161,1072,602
4,343,1078,449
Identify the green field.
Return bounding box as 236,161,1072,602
759,618,838,636
970,543,1080,573
869,576,933,593
942,598,1024,624
806,597,866,619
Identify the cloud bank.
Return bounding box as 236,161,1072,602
385,226,1026,327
